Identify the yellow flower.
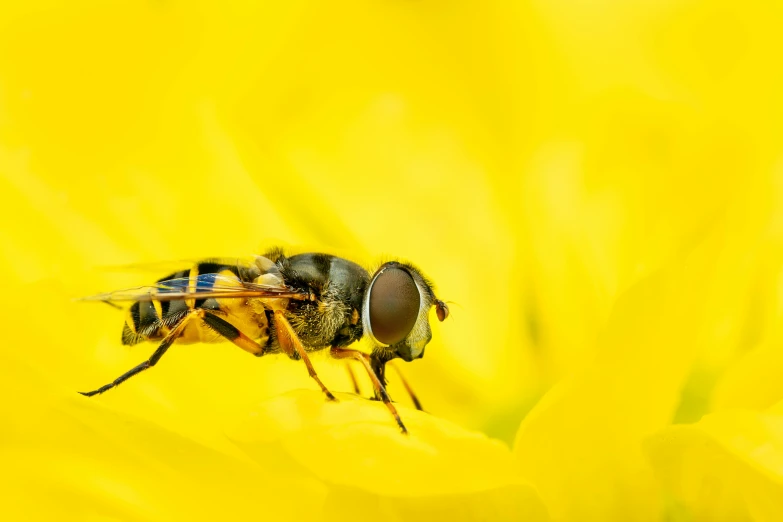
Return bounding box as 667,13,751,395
3,0,783,520
647,404,783,521
0,359,548,520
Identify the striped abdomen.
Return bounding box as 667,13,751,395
121,261,270,347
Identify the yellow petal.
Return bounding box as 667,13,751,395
228,389,550,521
513,226,736,520
712,335,783,413
647,410,783,521
0,356,326,521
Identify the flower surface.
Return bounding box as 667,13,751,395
2,0,783,520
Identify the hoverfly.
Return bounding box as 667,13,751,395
80,248,449,433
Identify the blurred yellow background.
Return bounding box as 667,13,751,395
2,1,783,520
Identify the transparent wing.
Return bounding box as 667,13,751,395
79,273,311,304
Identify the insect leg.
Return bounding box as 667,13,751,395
201,310,265,356
388,361,424,411
345,363,361,395
273,310,336,401
79,311,195,397
330,348,408,434
368,356,423,410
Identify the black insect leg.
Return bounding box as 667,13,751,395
201,310,266,356
79,311,193,397
388,361,424,411
331,347,408,434
368,356,423,409
369,354,388,405
345,363,361,395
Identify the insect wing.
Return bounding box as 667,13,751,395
79,273,311,304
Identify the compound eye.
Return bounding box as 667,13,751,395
369,267,420,345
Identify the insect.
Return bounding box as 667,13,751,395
80,248,449,433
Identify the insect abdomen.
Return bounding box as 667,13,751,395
121,299,191,345
120,261,245,346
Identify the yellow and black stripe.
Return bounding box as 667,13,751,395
121,261,242,346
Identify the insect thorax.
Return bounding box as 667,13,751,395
278,253,370,349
